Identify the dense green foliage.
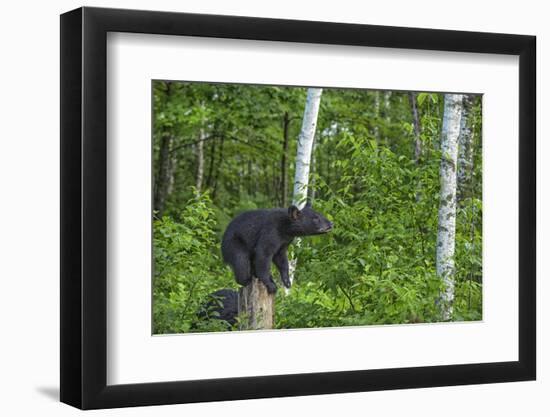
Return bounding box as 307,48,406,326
152,81,482,334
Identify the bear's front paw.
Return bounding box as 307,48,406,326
281,276,291,288
266,282,278,294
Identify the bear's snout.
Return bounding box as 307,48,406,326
321,221,333,232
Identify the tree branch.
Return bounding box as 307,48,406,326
338,283,356,313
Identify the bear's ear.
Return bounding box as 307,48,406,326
305,200,312,208
288,205,301,220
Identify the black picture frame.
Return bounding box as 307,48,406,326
60,6,536,410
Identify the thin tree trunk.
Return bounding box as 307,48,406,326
154,133,173,216
457,95,475,201
436,94,463,321
205,136,217,189
288,88,323,289
408,92,422,164
409,92,423,202
196,128,205,193
281,112,290,207
212,136,225,199
273,161,278,205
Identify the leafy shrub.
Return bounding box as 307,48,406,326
152,190,236,334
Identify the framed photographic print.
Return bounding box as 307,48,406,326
60,6,536,410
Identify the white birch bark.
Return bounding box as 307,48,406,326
383,91,391,117
292,88,323,207
436,94,463,320
288,88,323,291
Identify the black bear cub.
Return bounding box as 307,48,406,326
221,203,333,294
198,289,239,327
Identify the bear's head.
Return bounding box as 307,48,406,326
287,203,333,236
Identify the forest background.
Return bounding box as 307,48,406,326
151,81,482,334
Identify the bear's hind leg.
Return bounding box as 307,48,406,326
230,250,253,287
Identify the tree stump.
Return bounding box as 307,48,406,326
238,278,275,330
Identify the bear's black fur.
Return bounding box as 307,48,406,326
221,203,333,294
198,289,239,327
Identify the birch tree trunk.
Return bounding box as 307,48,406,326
195,128,205,193
408,92,422,164
457,95,475,201
212,135,224,199
288,88,323,289
436,94,463,320
383,91,391,144
205,137,217,189
292,88,323,207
